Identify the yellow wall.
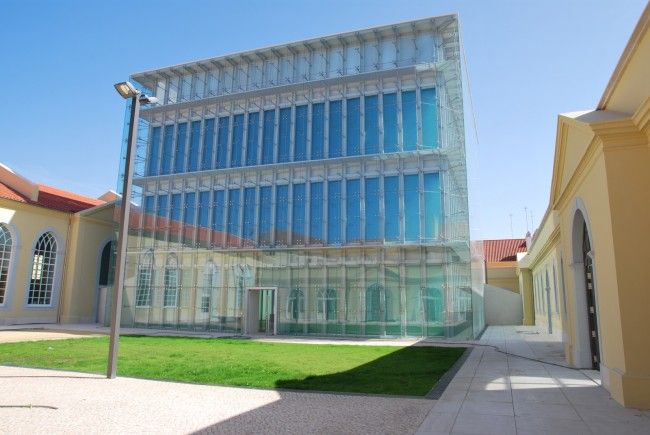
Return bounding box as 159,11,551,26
486,262,519,292
0,199,115,326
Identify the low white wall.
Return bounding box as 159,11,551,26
484,284,523,326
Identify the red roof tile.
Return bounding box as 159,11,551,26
483,238,527,262
0,181,104,213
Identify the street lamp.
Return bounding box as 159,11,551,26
107,81,158,379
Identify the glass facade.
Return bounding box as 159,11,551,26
120,15,478,338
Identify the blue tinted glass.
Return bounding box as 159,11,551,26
216,117,229,169
384,176,399,241
421,88,438,149
147,126,161,176
144,195,155,214
171,193,182,221
346,179,360,243
328,100,342,158
243,187,256,242
292,183,306,244
246,112,259,166
311,103,324,160
160,125,174,175
157,195,168,218
402,91,417,151
230,114,244,168
310,182,323,244
404,174,420,241
327,180,342,244
198,191,210,227
258,186,273,245
278,108,291,163
364,95,378,154
365,178,380,241
227,189,241,240
201,118,215,170
261,109,275,164
212,191,225,239
346,98,360,156
188,121,201,172
174,122,187,173
275,185,289,244
383,93,398,152
424,173,441,240
184,192,196,224
294,105,308,161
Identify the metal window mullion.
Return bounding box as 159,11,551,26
241,102,250,166
415,79,423,150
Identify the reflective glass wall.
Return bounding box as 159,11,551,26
117,15,479,338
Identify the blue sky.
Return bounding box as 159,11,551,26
0,0,646,239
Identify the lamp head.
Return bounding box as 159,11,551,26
114,81,138,99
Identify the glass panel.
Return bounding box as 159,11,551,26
402,91,417,151
424,173,441,241
327,181,342,244
383,93,398,153
275,185,289,245
421,88,438,149
416,32,435,63
384,266,401,335
309,182,324,244
144,196,155,214
294,105,308,161
160,125,174,175
201,118,215,170
262,109,275,164
292,183,306,245
188,120,201,172
242,187,256,244
425,265,444,329
230,114,244,168
170,193,182,243
346,179,360,243
380,39,396,69
258,186,273,245
365,178,380,241
346,97,360,156
384,176,399,241
212,190,225,247
147,126,161,176
404,174,420,242
345,266,362,334
174,122,187,173
364,95,378,154
405,265,422,335
183,192,196,245
216,117,229,169
278,108,291,163
365,266,381,335
198,191,210,228
246,112,259,166
311,103,324,160
227,189,240,246
328,100,342,158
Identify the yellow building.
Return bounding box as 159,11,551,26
518,2,650,409
0,163,116,326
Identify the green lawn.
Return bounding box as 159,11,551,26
0,336,464,396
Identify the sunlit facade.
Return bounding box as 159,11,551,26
119,14,481,338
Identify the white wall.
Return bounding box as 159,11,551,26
484,284,523,326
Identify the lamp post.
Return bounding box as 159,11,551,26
108,81,158,379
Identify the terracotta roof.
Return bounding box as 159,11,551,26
0,181,104,213
483,238,527,262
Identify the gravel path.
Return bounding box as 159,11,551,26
0,365,433,434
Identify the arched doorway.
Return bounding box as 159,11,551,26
572,207,600,370
96,241,115,323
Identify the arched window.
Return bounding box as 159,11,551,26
288,288,304,320
0,223,12,305
201,261,219,313
28,232,57,305
163,254,179,307
98,241,114,287
135,250,153,307
317,288,338,320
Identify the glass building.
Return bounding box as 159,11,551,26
117,14,483,338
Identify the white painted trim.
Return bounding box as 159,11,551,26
0,221,20,310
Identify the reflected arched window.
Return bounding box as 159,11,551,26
201,261,219,313
0,223,12,305
28,232,57,305
288,288,304,320
317,288,337,321
135,250,153,307
163,254,179,307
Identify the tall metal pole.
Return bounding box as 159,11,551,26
107,94,140,379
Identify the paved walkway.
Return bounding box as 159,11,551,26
416,326,650,434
